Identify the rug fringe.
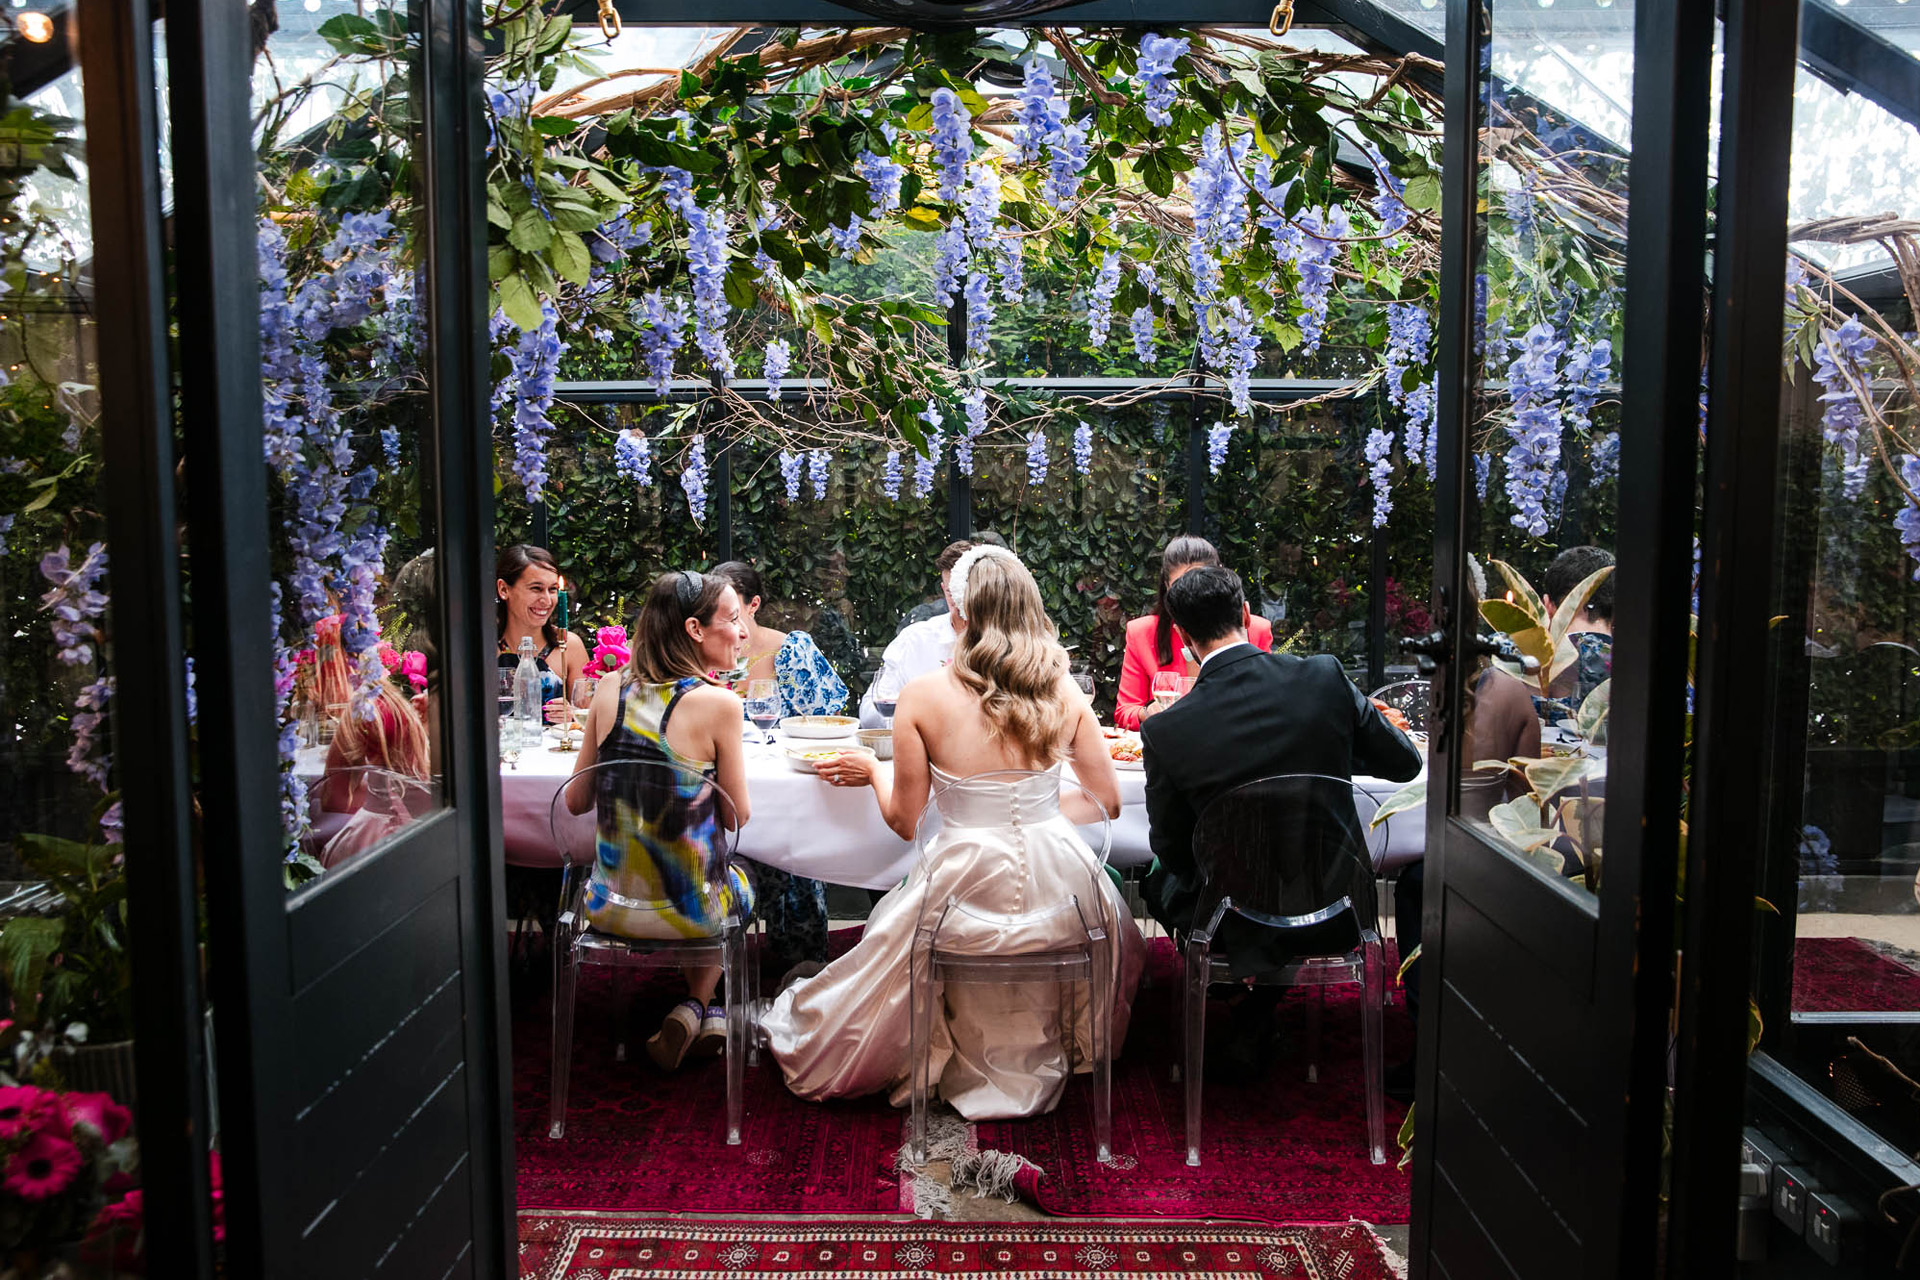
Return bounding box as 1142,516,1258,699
895,1108,975,1219
1355,1220,1409,1278
949,1148,1040,1203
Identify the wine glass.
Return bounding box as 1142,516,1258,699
745,679,781,743
1151,670,1182,708
871,667,903,726
570,678,595,734
1071,664,1095,699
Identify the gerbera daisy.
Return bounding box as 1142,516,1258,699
0,1086,51,1141
63,1092,131,1145
4,1129,83,1200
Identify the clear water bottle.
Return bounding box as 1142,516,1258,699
512,637,543,748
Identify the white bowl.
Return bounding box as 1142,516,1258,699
784,745,875,774
780,715,860,740
857,728,894,760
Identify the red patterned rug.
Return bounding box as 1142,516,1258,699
1794,935,1920,1013
516,1214,1400,1279
512,952,904,1214
513,932,1411,1223
977,939,1413,1225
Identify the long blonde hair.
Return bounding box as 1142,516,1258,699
948,551,1075,766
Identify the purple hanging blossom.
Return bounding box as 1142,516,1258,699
1130,305,1155,361
1207,421,1233,475
1136,33,1188,127
268,583,305,844
681,434,711,522
683,202,734,379
1562,337,1612,433
1590,430,1620,483
615,429,653,487
1895,454,1920,580
956,388,988,476
964,270,996,359
588,207,652,264
1365,427,1396,528
753,248,779,286
779,449,803,502
961,163,1000,246
636,291,688,395
883,449,904,501
855,147,905,216
808,448,829,500
930,89,972,202
1366,148,1409,241
39,543,114,800
1191,124,1250,251
1043,115,1092,210
1214,297,1259,416
340,526,391,723
1073,422,1094,475
913,433,942,499
1474,452,1492,501
764,337,792,398
1087,251,1122,348
501,303,568,500
1015,60,1064,163
997,233,1026,303
1814,317,1875,498
1026,429,1049,486
1504,170,1538,247
1405,378,1438,475
932,223,969,308
1501,322,1566,537
1136,263,1159,297
828,215,865,259
1289,206,1346,356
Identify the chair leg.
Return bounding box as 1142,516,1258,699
1183,940,1209,1167
548,934,580,1140
1362,942,1387,1165
1306,984,1324,1084
723,929,747,1146
1089,938,1113,1165
1170,933,1185,1083
908,933,935,1164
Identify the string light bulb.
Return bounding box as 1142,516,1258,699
15,11,53,42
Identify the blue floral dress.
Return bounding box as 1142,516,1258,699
773,632,849,718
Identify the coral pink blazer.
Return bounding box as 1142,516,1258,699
1112,612,1274,730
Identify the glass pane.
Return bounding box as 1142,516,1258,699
1758,48,1920,1153
0,44,147,1276
256,0,446,887
1457,0,1632,888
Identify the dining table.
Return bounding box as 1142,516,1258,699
297,733,1431,890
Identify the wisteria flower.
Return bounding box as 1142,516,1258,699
1087,251,1122,348
763,337,792,398
681,434,711,522
1073,422,1094,475
1136,33,1189,127
882,450,903,501
1026,429,1049,486
779,450,804,502
615,429,653,488
808,449,829,500
1207,421,1233,475
1365,427,1396,528
1130,305,1155,361
930,89,972,202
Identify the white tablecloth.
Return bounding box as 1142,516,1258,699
298,739,1429,889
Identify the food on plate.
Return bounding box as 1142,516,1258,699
784,744,877,774
1108,735,1143,763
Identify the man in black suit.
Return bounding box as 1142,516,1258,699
1139,566,1422,1076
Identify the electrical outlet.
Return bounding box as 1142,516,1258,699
1773,1163,1815,1233
1806,1190,1862,1266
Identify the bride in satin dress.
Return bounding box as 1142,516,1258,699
761,546,1147,1120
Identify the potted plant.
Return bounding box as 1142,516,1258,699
0,834,134,1108
0,1082,137,1277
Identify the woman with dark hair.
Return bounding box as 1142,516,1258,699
1112,535,1273,729
710,560,849,719
497,544,588,724
565,570,756,1070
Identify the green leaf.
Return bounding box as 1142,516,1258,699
1487,798,1564,856
1489,559,1545,621
508,208,553,253
1575,679,1611,742
549,229,592,287
532,115,578,137
496,273,542,332
0,917,63,1017
1401,173,1441,212
1520,753,1605,801
1547,565,1615,652
1371,780,1425,829
1478,597,1538,636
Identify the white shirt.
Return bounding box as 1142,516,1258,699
858,613,959,727
1197,638,1255,669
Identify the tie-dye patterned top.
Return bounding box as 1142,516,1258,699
583,677,755,940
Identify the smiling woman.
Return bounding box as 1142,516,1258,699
497,542,590,717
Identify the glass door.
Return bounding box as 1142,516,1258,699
1407,0,1711,1271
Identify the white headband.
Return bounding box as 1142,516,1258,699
948,546,1019,622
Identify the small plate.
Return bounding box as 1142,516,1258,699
785,745,875,774
1112,757,1145,772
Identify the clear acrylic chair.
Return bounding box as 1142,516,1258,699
301,765,436,870
1367,678,1431,736
907,769,1117,1165
1180,772,1390,1167
546,759,756,1144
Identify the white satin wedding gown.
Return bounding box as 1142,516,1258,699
761,766,1146,1119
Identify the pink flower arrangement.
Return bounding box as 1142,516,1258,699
0,1084,138,1260
585,624,630,679
376,643,402,673
83,1151,223,1274
399,650,429,692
